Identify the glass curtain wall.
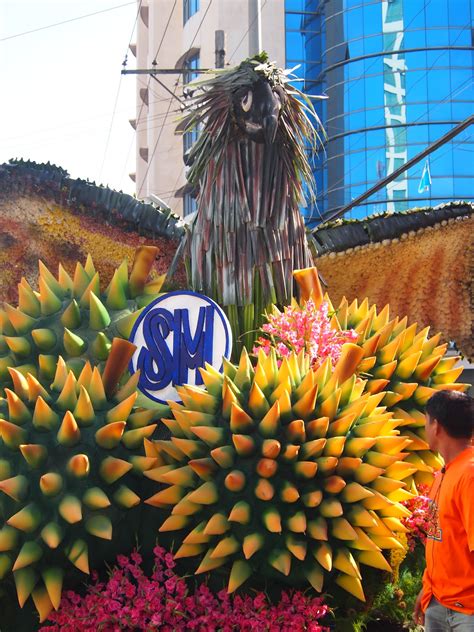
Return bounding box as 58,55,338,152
285,0,474,222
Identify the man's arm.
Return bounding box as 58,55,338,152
413,589,425,626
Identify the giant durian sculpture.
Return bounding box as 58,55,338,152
0,246,163,393
145,345,415,601
294,267,470,486
0,339,160,622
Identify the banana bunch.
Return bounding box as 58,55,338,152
294,268,469,486
0,339,160,622
145,344,414,601
0,247,164,393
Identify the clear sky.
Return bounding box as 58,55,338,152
0,1,138,193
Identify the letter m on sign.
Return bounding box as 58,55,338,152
175,306,215,385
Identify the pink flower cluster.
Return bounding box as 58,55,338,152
253,300,358,368
401,484,432,551
40,546,329,632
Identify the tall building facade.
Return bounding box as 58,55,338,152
285,0,474,220
131,0,473,220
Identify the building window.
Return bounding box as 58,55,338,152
183,0,199,24
184,192,197,216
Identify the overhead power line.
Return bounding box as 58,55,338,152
0,2,135,42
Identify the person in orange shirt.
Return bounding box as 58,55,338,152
413,389,474,631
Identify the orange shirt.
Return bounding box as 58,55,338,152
422,446,474,615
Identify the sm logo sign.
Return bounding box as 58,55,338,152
129,291,232,403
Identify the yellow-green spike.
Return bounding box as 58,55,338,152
210,536,239,559
57,411,81,446
292,384,318,420
72,262,91,298
159,515,190,532
5,388,31,424
67,454,90,478
74,385,95,426
113,485,140,509
82,254,95,278
188,457,217,480
294,461,318,478
87,291,111,331
319,498,343,518
269,549,291,576
129,245,157,296
8,366,29,398
128,408,159,429
258,400,280,437
85,515,112,540
160,465,196,487
242,533,264,560
287,511,307,533
18,281,40,318
26,373,51,403
314,542,332,571
106,392,137,424
0,475,28,502
306,416,330,439
63,327,87,357
232,434,255,456
230,402,254,433
0,525,18,551
83,487,111,510
335,573,365,602
286,419,306,444
280,480,301,503
42,567,63,611
199,363,224,398
224,469,246,492
254,478,275,500
190,425,224,447
13,541,43,571
39,473,63,497
186,481,218,505
79,272,100,308
100,457,133,484
183,521,211,545
228,501,251,524
32,396,60,430
263,507,282,533
357,550,392,572
0,458,11,479
14,567,37,607
0,419,27,449
307,516,328,541
332,517,358,540
106,269,128,310
0,554,12,579
67,539,89,574
95,421,126,449
91,332,111,361
247,381,270,417
56,372,78,411
174,543,206,559
50,356,68,391
39,277,62,316
195,548,229,574
59,495,82,524
60,299,82,330
7,504,41,532
40,523,63,550
58,263,73,293
115,370,142,403
4,303,37,335
210,445,235,468
88,366,107,409
38,260,63,297
228,560,252,593
305,565,324,592
5,335,31,357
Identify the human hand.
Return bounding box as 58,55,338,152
413,590,425,626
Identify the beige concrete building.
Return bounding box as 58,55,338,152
129,0,286,216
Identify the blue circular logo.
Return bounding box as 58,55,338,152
129,290,232,403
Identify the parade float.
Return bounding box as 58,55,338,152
0,55,471,630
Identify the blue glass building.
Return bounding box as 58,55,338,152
285,0,474,221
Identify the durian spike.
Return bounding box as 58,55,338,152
74,385,95,426
72,263,91,298
314,542,332,571
63,328,87,357
129,246,158,297
0,525,18,551
89,292,111,330
105,269,128,310
333,344,365,385
293,267,324,306
210,536,239,558
113,485,141,509
258,400,280,437
263,507,282,533
13,541,43,571
42,567,63,610
58,495,82,524
280,481,301,503
0,475,28,501
18,281,40,317
88,366,107,409
262,438,281,459
174,543,206,559
115,370,141,402
195,548,229,574
333,548,362,578
32,396,60,430
225,470,246,492
228,560,252,593
79,272,100,308
56,371,78,411
182,521,210,545
188,457,218,480
158,515,190,532
357,550,392,572
292,383,318,420
14,567,37,607
82,487,111,510
305,566,324,592
83,254,96,277
41,522,63,549
335,573,365,602
39,473,63,497
60,299,82,330
3,303,37,335
38,277,62,316
99,457,133,484
229,402,254,433
7,504,41,532
269,549,291,576
186,481,219,504
5,388,31,424
102,338,137,397
51,356,69,392
233,347,254,390
58,263,74,293
142,275,166,295
95,421,127,449
199,362,224,397
5,335,31,357
242,533,264,559
307,517,328,540
106,392,138,423
228,501,251,524
8,367,29,399
57,411,81,446
0,419,27,449
210,445,235,468
190,425,224,446
38,260,64,297
0,555,12,579
85,515,113,540
255,478,275,500
26,373,51,403
67,539,89,574
67,454,90,477
91,332,111,360
232,434,255,456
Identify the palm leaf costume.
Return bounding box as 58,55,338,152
182,53,323,351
